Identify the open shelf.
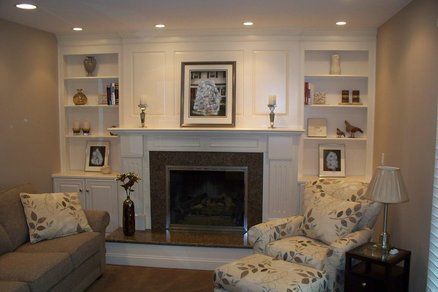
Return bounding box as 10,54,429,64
65,105,119,109
305,74,368,78
66,135,118,139
303,137,367,142
64,76,119,80
306,104,367,109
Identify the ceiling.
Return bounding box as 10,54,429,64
0,0,412,35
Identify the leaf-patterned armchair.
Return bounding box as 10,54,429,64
248,178,382,292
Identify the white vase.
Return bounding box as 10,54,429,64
330,54,341,75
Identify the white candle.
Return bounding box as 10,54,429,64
82,121,90,130
381,153,385,165
140,95,147,105
268,95,277,106
72,121,80,130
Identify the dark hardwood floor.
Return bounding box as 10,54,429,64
87,265,214,292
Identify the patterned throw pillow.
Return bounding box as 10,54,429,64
20,192,92,243
300,193,364,244
304,179,382,230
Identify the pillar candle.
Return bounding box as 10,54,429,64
268,95,277,106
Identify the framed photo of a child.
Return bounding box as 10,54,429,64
85,142,110,172
319,144,345,177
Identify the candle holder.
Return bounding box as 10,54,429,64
137,103,148,128
267,104,276,128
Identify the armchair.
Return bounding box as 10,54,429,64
248,178,381,292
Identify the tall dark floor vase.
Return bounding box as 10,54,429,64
123,195,135,236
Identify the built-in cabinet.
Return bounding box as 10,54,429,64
299,43,375,180
53,45,122,231
53,176,119,232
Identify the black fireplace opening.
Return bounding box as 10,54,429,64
166,166,247,232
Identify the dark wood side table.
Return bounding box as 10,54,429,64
345,242,411,292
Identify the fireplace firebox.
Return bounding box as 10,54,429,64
166,166,248,232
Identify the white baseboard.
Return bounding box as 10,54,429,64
106,242,253,270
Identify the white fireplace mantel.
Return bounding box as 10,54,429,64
109,127,304,135
115,127,304,230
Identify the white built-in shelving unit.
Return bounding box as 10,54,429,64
299,43,375,181
57,49,121,176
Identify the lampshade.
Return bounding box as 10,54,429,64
365,166,409,203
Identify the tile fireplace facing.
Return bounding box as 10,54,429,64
149,151,263,231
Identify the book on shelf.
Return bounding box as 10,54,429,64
106,82,119,105
304,82,315,105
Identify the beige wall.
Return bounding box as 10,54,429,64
0,19,59,192
375,0,438,290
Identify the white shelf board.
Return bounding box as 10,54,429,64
52,171,118,179
108,127,305,135
64,76,119,80
305,74,368,78
305,104,367,109
303,137,367,142
66,135,119,139
64,105,119,109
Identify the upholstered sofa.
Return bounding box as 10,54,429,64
0,184,110,292
248,178,382,292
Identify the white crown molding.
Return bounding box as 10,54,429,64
56,27,376,46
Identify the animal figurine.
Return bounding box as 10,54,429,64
345,120,363,138
336,128,346,138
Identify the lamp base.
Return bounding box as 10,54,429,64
373,232,391,251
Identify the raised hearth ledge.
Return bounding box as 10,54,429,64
108,127,304,135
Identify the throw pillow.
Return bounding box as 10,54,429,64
20,192,92,243
300,193,364,244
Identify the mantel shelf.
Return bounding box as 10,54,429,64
108,127,305,135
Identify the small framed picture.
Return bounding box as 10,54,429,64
307,118,327,137
319,144,345,177
85,142,110,172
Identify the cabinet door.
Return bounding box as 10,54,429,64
85,179,119,232
53,178,87,209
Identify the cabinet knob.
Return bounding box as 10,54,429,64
86,189,90,193
361,282,367,287
79,189,83,193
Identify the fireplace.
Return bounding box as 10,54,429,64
149,151,263,231
166,166,247,232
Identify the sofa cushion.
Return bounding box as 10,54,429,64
0,184,34,250
16,231,101,268
0,224,13,256
265,236,330,270
0,252,73,291
300,193,364,244
0,281,30,292
20,192,92,243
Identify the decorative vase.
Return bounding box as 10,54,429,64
73,89,87,105
123,195,135,236
330,54,341,75
83,56,97,76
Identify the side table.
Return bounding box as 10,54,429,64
345,242,411,292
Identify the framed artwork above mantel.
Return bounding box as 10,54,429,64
180,61,236,127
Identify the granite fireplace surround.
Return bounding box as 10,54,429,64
149,151,263,231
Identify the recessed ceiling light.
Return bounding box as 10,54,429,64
336,21,347,26
243,21,254,26
15,3,37,10
72,27,83,31
155,24,165,28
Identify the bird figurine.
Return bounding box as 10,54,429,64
336,128,346,138
345,120,363,138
